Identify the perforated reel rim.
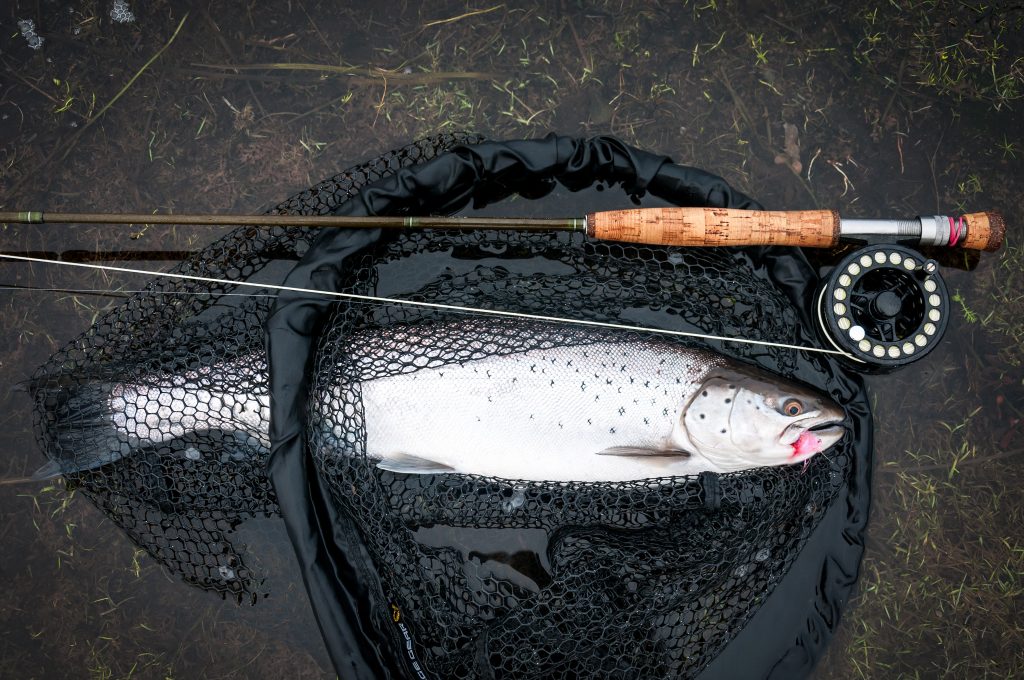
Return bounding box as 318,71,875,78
816,244,949,367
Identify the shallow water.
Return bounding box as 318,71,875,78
1,1,1022,677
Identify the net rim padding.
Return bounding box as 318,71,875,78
264,134,872,679
31,133,486,605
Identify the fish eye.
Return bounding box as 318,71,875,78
782,399,804,416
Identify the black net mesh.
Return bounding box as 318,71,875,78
31,134,864,678
308,236,850,679
31,132,483,604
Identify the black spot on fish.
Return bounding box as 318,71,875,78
725,398,731,403
720,429,727,434
587,418,592,425
702,390,708,397
699,414,705,419
662,407,669,416
618,407,625,415
729,384,735,389
609,427,616,434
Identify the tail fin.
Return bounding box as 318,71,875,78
31,380,130,479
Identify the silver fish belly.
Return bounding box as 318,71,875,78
359,340,721,481
347,323,845,481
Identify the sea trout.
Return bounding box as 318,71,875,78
33,321,846,482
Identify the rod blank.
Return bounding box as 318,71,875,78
0,211,585,231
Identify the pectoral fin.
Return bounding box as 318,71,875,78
376,453,457,475
596,447,691,458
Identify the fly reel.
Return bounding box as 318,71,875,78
815,244,949,368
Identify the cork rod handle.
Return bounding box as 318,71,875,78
586,207,840,248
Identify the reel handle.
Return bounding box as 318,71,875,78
586,207,1005,251
960,211,1005,251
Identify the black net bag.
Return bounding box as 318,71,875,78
32,134,871,679
30,132,481,603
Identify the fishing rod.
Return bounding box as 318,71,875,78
0,206,1007,367
0,208,1006,251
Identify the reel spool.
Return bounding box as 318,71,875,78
816,244,949,368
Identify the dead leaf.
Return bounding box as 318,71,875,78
774,123,803,174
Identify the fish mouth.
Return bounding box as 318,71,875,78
783,413,846,446
806,423,845,443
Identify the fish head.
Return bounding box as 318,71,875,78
675,367,846,471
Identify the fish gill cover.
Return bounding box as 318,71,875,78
30,134,871,679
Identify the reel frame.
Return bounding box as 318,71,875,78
815,244,949,368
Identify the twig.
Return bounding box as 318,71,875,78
880,57,908,128
61,14,190,163
179,68,308,84
828,159,855,197
192,62,499,82
199,7,266,118
719,66,819,206
1,61,89,121
297,0,342,64
7,14,190,198
807,148,821,182
928,128,946,214
566,15,593,74
423,5,504,27
717,66,756,132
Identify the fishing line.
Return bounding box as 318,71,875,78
0,252,851,356
0,283,277,298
